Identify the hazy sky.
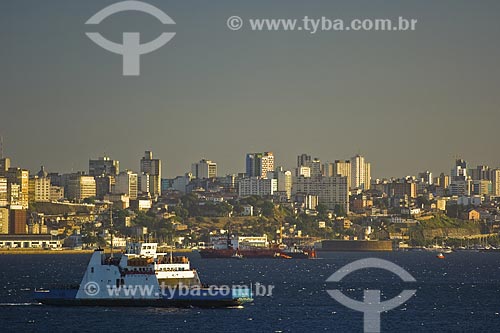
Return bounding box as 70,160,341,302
1,0,499,178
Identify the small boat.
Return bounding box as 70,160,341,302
231,253,244,259
436,252,445,259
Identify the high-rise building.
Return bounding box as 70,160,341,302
28,166,51,202
0,177,7,207
191,159,217,179
0,157,10,177
418,171,433,185
305,158,322,178
246,152,274,178
28,177,51,202
238,177,277,197
334,160,352,190
8,183,21,206
295,166,311,178
66,173,96,201
437,173,450,189
5,168,29,209
9,205,27,234
139,173,151,195
350,155,371,190
323,162,334,177
471,165,490,181
95,175,114,199
293,175,349,212
89,156,119,177
389,179,417,198
452,159,467,178
277,170,292,200
297,154,312,168
449,178,471,196
365,162,371,190
450,159,470,196
267,167,293,200
0,207,8,234
49,186,64,201
471,180,491,196
491,169,500,196
140,151,161,197
113,170,138,200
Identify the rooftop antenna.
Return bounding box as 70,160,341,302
0,136,3,159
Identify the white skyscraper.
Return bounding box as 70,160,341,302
268,167,293,200
334,160,352,190
491,169,500,196
350,155,371,190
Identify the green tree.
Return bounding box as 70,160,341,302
334,204,346,217
262,201,275,218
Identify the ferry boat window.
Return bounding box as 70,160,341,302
91,267,94,273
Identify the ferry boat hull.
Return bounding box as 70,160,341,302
34,289,249,308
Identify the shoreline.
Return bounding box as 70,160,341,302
0,248,194,255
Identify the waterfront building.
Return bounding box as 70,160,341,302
0,207,8,234
9,205,27,234
0,177,7,206
5,168,29,209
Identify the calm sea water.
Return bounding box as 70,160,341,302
1,251,500,332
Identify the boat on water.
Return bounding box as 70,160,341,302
198,235,315,259
231,252,244,259
34,242,253,308
436,252,445,259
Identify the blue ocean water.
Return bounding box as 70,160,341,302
1,251,500,332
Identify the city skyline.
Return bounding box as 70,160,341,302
1,144,499,181
2,0,500,178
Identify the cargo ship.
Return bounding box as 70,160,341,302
34,242,253,307
198,235,316,259
315,239,393,252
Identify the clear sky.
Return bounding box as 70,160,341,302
1,0,499,178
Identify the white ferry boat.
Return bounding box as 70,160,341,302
34,242,253,307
